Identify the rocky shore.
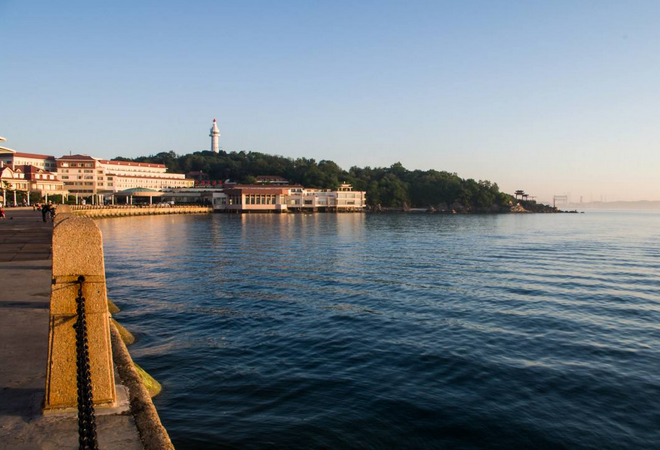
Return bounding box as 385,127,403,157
369,200,580,214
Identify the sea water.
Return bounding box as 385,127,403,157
99,211,660,450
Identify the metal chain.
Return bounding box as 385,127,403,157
74,275,99,450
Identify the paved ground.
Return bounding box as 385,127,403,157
0,207,52,262
0,208,143,449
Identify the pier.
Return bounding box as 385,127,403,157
0,208,171,449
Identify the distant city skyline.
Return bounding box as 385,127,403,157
1,0,659,202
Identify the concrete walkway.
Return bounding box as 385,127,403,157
0,208,143,449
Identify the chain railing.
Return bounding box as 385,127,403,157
74,276,99,450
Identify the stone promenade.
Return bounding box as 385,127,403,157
0,208,143,449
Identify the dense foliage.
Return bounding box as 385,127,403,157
113,150,513,208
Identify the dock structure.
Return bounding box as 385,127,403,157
0,208,169,449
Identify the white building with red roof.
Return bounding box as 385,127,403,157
0,136,57,172
56,155,193,198
18,165,66,196
98,160,193,191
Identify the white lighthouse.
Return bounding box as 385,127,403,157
209,118,220,153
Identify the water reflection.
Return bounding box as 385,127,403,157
99,212,660,450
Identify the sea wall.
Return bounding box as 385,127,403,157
69,205,212,218
52,206,174,449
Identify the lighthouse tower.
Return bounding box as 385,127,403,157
209,119,220,153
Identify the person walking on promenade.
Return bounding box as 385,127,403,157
41,202,51,222
0,203,5,219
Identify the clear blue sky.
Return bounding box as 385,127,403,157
2,0,659,201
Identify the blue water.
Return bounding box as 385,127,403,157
99,212,660,450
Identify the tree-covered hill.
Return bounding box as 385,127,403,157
113,150,514,209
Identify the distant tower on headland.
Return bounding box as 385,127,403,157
210,118,220,153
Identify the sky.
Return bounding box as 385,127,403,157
1,0,659,202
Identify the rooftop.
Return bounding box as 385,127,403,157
57,154,96,161
13,165,61,181
100,160,166,168
256,175,288,181
13,152,56,160
118,187,161,193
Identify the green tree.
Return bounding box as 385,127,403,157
112,150,517,209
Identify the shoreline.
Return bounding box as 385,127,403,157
69,205,212,219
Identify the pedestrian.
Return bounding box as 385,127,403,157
0,203,5,220
41,202,50,222
48,201,56,221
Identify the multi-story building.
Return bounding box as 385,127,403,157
56,155,193,198
0,137,64,204
286,184,365,211
0,152,57,172
0,136,57,172
336,183,366,210
0,166,29,203
56,155,102,195
0,166,28,192
98,160,193,191
19,165,66,197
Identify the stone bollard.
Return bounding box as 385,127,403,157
44,214,116,411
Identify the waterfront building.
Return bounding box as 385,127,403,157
17,165,66,198
336,183,366,210
0,166,29,205
0,165,28,190
0,151,57,172
221,185,293,212
210,119,220,153
162,187,223,205
0,137,57,172
213,183,366,213
56,155,101,196
98,160,193,191
0,165,64,205
285,183,365,211
0,137,65,203
57,155,193,202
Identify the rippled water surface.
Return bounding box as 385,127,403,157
99,212,660,450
